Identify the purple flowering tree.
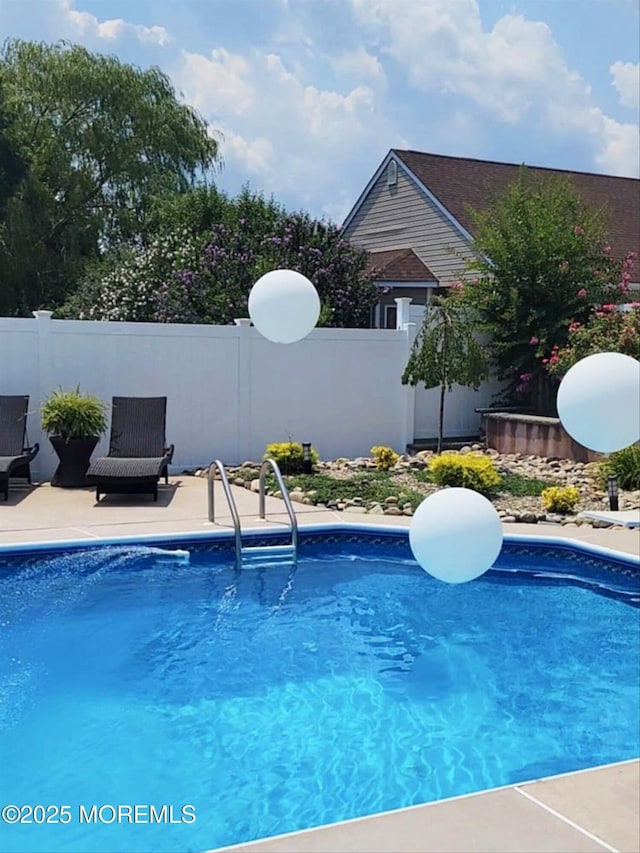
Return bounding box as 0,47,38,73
65,187,377,327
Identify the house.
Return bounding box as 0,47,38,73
342,149,640,327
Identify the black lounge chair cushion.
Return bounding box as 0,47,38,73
0,456,23,475
88,456,168,479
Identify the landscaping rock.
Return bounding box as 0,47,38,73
518,512,538,524
190,445,636,528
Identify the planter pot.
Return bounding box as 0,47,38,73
49,436,100,488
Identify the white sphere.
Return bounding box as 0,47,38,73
409,488,503,584
248,269,320,344
557,352,640,453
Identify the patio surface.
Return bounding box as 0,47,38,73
1,474,639,853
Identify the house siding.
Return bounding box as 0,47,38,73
343,164,476,285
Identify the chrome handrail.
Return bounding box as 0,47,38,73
258,458,298,557
207,459,242,569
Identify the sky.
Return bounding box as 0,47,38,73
1,0,638,224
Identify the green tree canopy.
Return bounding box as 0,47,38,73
0,38,220,315
454,168,627,413
0,85,24,217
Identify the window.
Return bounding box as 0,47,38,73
387,160,397,186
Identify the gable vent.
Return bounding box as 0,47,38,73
387,159,397,186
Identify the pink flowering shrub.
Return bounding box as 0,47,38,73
544,304,640,377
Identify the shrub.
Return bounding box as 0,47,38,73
370,445,400,471
540,485,580,514
41,387,108,442
499,472,553,496
264,441,319,475
545,303,640,378
599,444,640,491
428,452,501,493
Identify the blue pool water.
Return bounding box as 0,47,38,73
0,532,638,853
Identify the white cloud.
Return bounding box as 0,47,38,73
350,0,639,176
179,49,255,117
173,45,390,214
223,130,275,176
595,116,640,174
330,46,386,82
351,1,579,124
61,0,171,46
610,61,640,110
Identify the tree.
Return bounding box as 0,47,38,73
454,168,628,413
65,186,378,328
0,82,25,290
402,299,489,453
0,86,24,218
0,39,220,314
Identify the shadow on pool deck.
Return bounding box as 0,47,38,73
1,475,639,853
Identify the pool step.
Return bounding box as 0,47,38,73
240,544,297,567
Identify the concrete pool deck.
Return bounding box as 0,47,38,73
1,475,639,853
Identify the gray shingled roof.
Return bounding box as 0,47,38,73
366,248,438,282
394,149,639,262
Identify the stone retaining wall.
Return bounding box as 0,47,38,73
482,412,602,462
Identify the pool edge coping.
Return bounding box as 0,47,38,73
1,521,638,567
207,757,640,853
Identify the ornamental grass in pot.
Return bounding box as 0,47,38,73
41,387,108,487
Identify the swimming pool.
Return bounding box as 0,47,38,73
0,526,638,853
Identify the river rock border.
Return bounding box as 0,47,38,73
191,445,640,528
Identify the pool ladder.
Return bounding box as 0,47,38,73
207,458,298,570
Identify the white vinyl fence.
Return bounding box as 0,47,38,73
0,306,498,480
0,313,409,479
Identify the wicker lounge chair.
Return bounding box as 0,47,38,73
0,395,39,500
87,396,174,502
